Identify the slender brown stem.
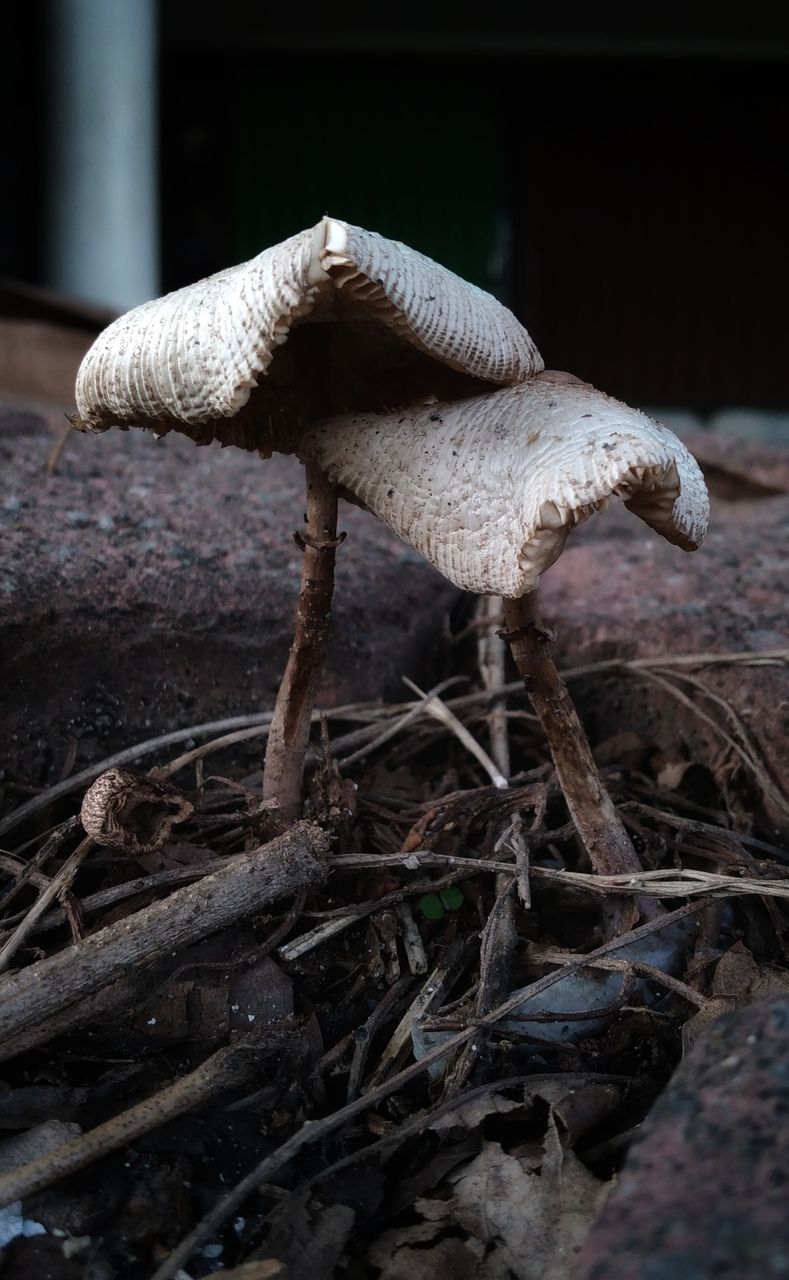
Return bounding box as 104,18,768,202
503,591,642,931
263,463,341,820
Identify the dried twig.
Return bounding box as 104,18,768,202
0,837,94,973
0,1033,274,1207
402,676,508,788
530,947,714,1011
329,851,789,901
0,854,51,896
277,870,469,962
363,937,477,1092
0,818,81,911
566,649,789,676
445,598,521,1093
153,725,277,782
346,974,413,1102
337,676,468,768
0,860,226,940
298,1070,643,1206
622,801,788,861
477,596,512,780
395,902,428,975
635,667,789,820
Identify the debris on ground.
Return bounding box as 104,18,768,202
1,603,788,1278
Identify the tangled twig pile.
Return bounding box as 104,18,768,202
1,638,788,1277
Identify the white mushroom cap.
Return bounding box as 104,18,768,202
73,218,542,452
296,372,710,597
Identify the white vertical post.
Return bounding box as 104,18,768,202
46,0,158,311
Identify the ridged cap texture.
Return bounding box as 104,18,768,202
73,220,709,592
297,372,710,595
74,217,543,448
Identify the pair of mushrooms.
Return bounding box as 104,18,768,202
73,217,709,881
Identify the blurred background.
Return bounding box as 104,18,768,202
2,1,788,421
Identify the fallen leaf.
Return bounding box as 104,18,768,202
681,998,733,1055
448,1120,609,1280
711,941,789,1004
429,1090,522,1133
256,1189,354,1280
656,759,691,790
369,1114,611,1280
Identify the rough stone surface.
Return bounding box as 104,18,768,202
540,433,789,834
683,428,789,497
711,407,789,444
3,407,788,825
574,997,789,1280
0,405,459,784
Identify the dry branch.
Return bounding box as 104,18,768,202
0,823,328,1059
0,1033,274,1208
0,837,93,973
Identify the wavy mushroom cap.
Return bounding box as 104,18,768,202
73,218,542,453
297,372,710,597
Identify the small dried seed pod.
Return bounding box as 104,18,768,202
80,768,193,854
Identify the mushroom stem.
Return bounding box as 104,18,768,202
262,463,340,821
502,590,642,881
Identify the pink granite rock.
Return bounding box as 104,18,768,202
0,406,459,785
540,435,789,834
574,997,789,1280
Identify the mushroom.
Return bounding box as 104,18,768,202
72,218,542,819
80,768,193,856
73,219,710,896
296,370,710,886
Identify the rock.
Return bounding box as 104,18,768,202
710,407,789,445
540,434,789,834
642,407,706,439
683,428,789,498
0,405,459,785
574,997,789,1280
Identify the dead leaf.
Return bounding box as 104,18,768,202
656,759,691,790
448,1120,609,1280
429,1091,522,1133
256,1189,354,1280
711,941,789,1004
127,931,299,1047
681,997,733,1055
368,1114,611,1280
680,944,789,1054
369,1234,483,1280
541,1081,626,1148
